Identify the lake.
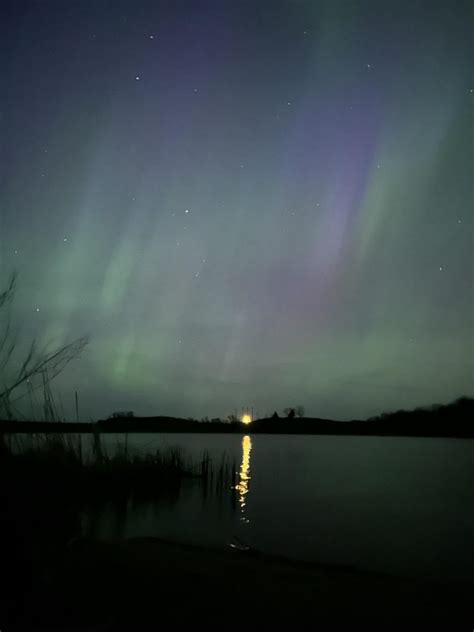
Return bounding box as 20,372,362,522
76,432,474,582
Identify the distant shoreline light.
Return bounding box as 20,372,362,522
242,414,252,425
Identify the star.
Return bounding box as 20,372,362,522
35,307,40,312
439,266,443,271
287,101,292,106
185,209,189,213
366,63,371,69
63,237,68,242
135,76,140,81
149,35,155,39
194,272,199,278
193,88,198,93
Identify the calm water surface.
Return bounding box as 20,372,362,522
79,433,473,581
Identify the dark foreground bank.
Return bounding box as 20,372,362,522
4,536,472,630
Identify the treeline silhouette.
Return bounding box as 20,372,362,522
2,397,472,437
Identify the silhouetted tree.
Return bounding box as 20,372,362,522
296,405,305,418
111,411,134,419
284,407,296,419
271,411,279,419
0,272,88,419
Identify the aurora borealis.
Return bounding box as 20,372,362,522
1,0,472,421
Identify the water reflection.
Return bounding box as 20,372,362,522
235,435,252,523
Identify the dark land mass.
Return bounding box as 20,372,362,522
4,536,473,629
2,396,473,437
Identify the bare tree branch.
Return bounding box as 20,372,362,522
0,272,17,310
0,272,89,418
1,337,88,403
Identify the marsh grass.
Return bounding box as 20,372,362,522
0,431,236,503
0,430,237,623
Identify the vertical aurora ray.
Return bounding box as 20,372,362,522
1,0,471,420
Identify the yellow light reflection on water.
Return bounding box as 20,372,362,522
235,435,252,521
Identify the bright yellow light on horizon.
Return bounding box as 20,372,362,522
242,414,252,425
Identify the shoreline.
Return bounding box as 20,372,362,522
12,535,473,629
2,420,473,439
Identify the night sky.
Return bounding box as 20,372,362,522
1,0,472,421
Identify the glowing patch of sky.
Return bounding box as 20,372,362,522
1,0,472,420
